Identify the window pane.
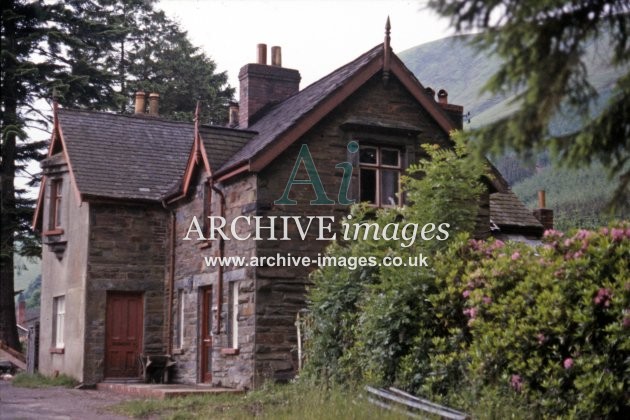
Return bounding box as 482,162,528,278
381,170,399,206
359,147,377,164
360,169,377,204
381,149,399,167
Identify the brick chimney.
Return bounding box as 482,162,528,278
134,92,146,114
238,44,301,128
533,190,554,231
436,88,464,130
148,93,160,116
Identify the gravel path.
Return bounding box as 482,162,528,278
0,380,135,420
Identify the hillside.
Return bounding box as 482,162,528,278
398,34,624,129
399,34,627,229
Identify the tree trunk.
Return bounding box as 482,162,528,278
1,0,22,350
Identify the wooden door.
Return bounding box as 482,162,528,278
105,292,143,378
200,286,213,383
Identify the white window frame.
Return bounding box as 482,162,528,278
52,295,65,348
229,282,239,349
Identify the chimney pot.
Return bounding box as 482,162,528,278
437,89,448,104
148,92,160,116
425,87,436,100
134,91,146,114
257,43,267,65
538,190,546,208
228,102,239,127
271,46,282,67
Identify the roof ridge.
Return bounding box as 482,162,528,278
58,107,195,127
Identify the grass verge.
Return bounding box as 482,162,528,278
12,372,78,388
110,381,411,420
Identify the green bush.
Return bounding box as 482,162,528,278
304,136,485,385
427,226,630,418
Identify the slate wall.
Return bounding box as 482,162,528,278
83,203,168,384
253,74,453,384
171,173,257,389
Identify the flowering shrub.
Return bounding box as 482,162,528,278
426,225,630,417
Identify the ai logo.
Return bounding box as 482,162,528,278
274,141,359,205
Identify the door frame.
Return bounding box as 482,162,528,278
199,286,213,383
104,291,144,379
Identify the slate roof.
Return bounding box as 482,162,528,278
218,44,384,172
198,126,255,172
57,109,194,202
490,191,544,232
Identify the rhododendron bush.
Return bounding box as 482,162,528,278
306,224,629,418
421,226,630,417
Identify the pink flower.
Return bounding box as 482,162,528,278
600,227,609,235
611,228,624,242
482,296,492,305
462,290,471,298
573,251,583,260
622,317,630,330
510,374,523,392
575,229,590,240
563,358,574,369
463,307,477,318
536,333,547,345
594,288,613,307
511,251,520,261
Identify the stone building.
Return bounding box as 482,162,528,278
33,30,546,387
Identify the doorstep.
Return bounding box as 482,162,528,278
96,382,243,399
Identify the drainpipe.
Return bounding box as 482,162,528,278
211,182,225,335
161,200,177,356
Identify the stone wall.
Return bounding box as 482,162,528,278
171,173,257,389
253,74,453,384
83,202,168,384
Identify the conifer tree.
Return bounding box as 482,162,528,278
427,0,630,208
1,0,233,348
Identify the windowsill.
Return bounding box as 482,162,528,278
220,348,239,356
49,347,65,354
173,348,185,355
44,228,64,236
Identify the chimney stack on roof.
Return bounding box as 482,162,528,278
533,190,554,231
271,46,282,66
239,44,301,128
425,87,436,100
134,92,146,114
437,89,448,104
257,43,267,65
148,93,160,116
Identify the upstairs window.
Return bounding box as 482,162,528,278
359,146,401,206
49,179,63,230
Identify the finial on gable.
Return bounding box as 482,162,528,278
383,16,392,86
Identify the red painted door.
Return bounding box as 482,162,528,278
200,287,213,383
105,292,143,378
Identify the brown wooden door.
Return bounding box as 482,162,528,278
105,292,143,378
200,286,212,383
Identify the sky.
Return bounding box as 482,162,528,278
158,0,454,90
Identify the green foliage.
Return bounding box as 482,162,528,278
12,372,78,388
304,136,486,386
427,0,630,208
426,226,630,418
111,381,408,420
512,162,630,231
